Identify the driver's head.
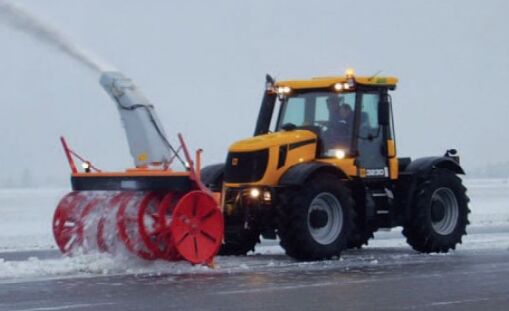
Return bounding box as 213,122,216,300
326,95,343,120
326,94,342,107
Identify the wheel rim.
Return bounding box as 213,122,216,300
430,187,459,235
307,192,343,245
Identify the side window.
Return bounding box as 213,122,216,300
280,97,305,127
270,100,281,131
359,93,380,137
315,96,329,122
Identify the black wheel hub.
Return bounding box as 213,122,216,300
309,210,328,228
431,202,446,222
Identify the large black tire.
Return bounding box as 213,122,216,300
277,174,355,260
402,168,470,253
218,227,260,256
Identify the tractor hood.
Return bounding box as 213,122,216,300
229,130,317,153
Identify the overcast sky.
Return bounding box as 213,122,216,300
0,0,508,186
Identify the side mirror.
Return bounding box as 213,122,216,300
378,94,391,126
265,74,275,91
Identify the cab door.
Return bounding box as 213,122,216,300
355,92,390,178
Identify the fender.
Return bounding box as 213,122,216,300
200,163,225,192
404,156,465,176
279,162,349,186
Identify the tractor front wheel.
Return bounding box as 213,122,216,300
278,175,355,261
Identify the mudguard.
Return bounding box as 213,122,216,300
200,163,225,192
404,156,465,176
279,162,349,186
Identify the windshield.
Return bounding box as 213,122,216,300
276,91,356,156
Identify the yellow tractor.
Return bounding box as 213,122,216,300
202,70,470,260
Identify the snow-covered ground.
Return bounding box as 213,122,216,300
0,179,507,282
0,188,67,252
465,178,509,226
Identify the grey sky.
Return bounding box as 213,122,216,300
0,0,507,186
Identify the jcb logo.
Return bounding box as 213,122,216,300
232,158,239,166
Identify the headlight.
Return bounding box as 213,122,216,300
277,86,291,94
335,149,346,159
326,149,346,159
263,190,272,202
81,161,91,173
334,82,353,92
249,188,260,198
248,188,272,203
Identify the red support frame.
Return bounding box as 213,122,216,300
177,133,210,194
60,136,101,173
60,136,78,174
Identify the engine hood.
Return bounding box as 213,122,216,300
229,130,317,152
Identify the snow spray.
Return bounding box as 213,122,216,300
0,0,115,73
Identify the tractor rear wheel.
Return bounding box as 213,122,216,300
402,168,470,253
278,175,355,260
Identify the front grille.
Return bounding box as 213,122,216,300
224,149,269,183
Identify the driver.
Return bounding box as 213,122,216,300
322,95,353,153
339,104,353,124
326,95,353,124
326,95,342,121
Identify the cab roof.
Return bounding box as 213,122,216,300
275,75,398,90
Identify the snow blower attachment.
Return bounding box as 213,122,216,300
53,72,223,265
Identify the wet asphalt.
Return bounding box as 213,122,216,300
1,227,509,311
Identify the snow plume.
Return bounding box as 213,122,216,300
0,0,114,73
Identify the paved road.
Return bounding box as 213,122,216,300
1,228,509,311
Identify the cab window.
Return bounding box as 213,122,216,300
275,92,357,156
359,93,380,138
278,97,305,127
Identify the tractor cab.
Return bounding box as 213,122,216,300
254,70,399,180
